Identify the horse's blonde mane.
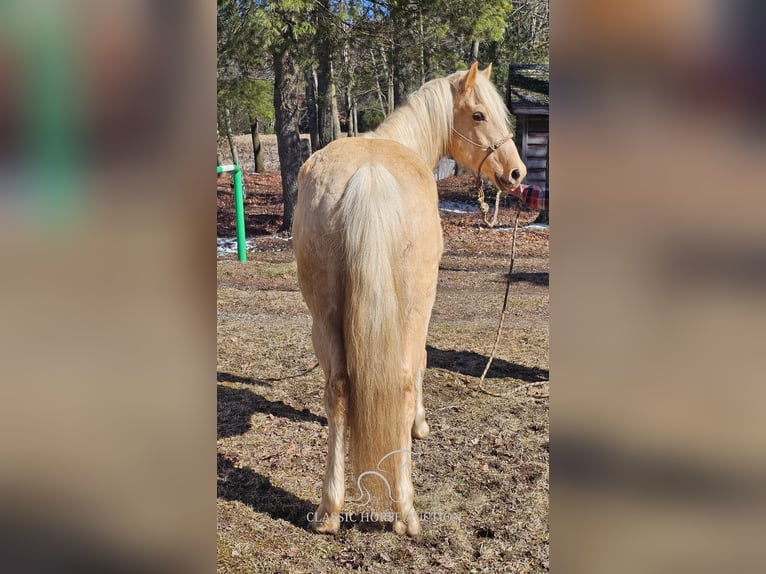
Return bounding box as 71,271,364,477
367,77,453,167
367,70,510,168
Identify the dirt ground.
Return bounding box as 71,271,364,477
217,149,549,573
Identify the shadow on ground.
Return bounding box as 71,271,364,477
509,271,549,287
426,345,549,381
217,384,326,439
217,364,319,387
217,372,272,387
217,453,315,530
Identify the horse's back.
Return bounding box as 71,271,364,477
297,137,438,221
295,137,441,279
294,136,442,317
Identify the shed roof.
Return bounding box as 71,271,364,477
508,64,549,115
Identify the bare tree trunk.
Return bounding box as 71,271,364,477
470,38,480,62
370,49,387,117
388,74,395,113
418,8,425,85
317,57,340,147
316,0,340,149
216,125,223,166
390,5,407,108
345,87,354,136
392,43,406,108
342,41,355,136
221,106,239,166
317,59,331,147
250,117,265,173
383,45,395,114
273,47,302,232
330,73,341,139
305,68,320,153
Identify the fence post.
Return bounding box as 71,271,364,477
217,164,246,262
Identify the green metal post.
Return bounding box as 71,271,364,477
217,164,246,262
21,3,83,223
233,167,246,262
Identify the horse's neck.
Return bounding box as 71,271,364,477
367,85,451,168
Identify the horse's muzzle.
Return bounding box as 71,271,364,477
496,170,523,192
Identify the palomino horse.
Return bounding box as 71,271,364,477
293,62,526,536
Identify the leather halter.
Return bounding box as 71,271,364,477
451,128,519,226
450,128,513,180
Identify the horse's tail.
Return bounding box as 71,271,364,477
340,163,409,512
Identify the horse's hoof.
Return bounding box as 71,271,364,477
406,517,421,537
310,509,340,534
412,420,430,440
392,518,421,537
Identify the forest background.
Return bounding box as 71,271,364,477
217,0,549,228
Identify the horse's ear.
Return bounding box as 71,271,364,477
482,63,493,79
461,62,480,94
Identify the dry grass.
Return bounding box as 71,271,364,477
217,167,549,573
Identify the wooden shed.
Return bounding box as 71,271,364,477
507,64,549,192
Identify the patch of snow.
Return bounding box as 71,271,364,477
439,200,479,214
490,223,549,233
523,223,549,232
217,235,294,256
217,237,258,255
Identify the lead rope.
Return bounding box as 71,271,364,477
452,129,547,396
463,132,520,376
473,148,494,226
476,196,549,398
475,183,547,397
475,202,521,396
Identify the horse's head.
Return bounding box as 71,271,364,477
449,62,526,192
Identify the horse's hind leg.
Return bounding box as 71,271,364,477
392,362,420,536
396,280,438,535
392,454,419,536
412,303,436,440
411,351,430,439
310,320,347,535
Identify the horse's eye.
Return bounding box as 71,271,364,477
472,112,486,122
